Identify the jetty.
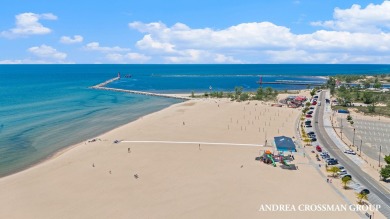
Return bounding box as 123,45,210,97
257,80,325,86
90,77,190,100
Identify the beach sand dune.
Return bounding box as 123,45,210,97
0,98,358,218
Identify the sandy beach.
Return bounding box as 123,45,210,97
0,94,362,218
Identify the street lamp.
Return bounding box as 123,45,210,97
360,139,362,157
340,119,343,140
379,145,382,167
352,128,356,147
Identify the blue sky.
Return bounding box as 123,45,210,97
0,0,389,64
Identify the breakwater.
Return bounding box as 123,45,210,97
90,77,191,100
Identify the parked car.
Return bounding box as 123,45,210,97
316,145,322,152
338,169,347,175
307,111,314,115
325,158,337,162
327,160,338,165
306,114,313,118
337,165,344,170
312,101,317,105
310,137,317,142
305,125,312,128
344,149,356,155
320,152,328,156
309,107,315,110
307,131,315,135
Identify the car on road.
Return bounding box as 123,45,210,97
316,145,322,152
318,101,321,106
344,149,356,155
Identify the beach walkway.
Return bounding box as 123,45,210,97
120,140,263,147
90,77,191,100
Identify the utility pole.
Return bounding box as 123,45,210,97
352,128,356,147
360,140,362,157
378,145,382,167
340,119,343,140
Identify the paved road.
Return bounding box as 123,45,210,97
314,91,390,217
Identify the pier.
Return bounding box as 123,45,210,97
90,77,191,100
257,81,325,86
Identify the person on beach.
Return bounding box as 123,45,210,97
128,148,131,153
109,170,111,174
92,163,95,167
327,178,329,183
199,144,201,150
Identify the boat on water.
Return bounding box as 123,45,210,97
124,74,132,78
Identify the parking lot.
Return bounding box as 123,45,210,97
337,117,389,163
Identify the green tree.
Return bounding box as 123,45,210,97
362,92,374,104
240,93,249,101
265,87,273,96
363,80,371,89
380,155,390,180
356,192,368,205
234,86,243,100
341,176,352,189
326,166,340,177
310,89,316,97
380,165,390,180
255,87,264,100
354,90,361,101
373,82,382,89
384,155,390,164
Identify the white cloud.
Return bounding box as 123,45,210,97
1,12,57,38
84,42,131,52
28,44,67,60
106,52,150,63
311,1,390,33
128,11,390,64
136,35,176,53
0,59,24,64
60,35,83,44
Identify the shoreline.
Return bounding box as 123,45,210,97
0,98,188,179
